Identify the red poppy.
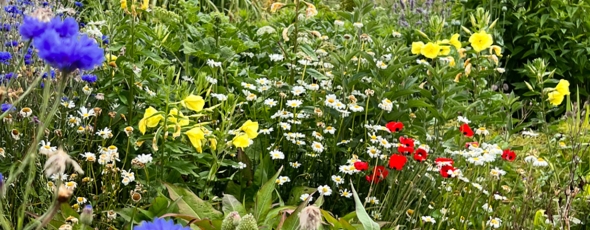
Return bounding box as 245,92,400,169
354,161,369,171
388,154,407,171
365,166,389,183
386,121,404,132
465,142,479,148
460,124,474,137
413,148,428,162
398,136,415,154
398,145,414,155
399,136,415,148
501,149,516,161
434,157,454,166
439,165,456,178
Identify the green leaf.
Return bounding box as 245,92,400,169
149,195,170,217
164,183,223,220
254,166,283,224
350,183,380,230
222,194,247,216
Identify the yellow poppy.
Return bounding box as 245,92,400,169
420,42,440,59
547,91,564,106
469,31,493,53
186,127,205,152
440,46,451,55
140,0,149,10
450,34,461,50
139,107,163,134
182,95,205,112
240,120,259,139
168,108,189,127
232,134,251,148
411,42,424,55
554,79,570,96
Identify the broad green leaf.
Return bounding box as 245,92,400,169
164,183,223,220
350,183,380,230
254,166,283,224
222,194,247,216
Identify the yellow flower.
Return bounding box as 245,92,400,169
439,46,451,55
106,54,118,62
555,79,570,95
182,95,205,112
209,138,217,151
232,134,251,148
469,31,493,53
186,127,206,152
489,45,502,57
140,0,149,10
138,107,163,134
120,0,127,9
447,56,456,67
240,120,259,139
547,91,565,106
270,3,285,13
450,34,461,50
436,39,449,45
411,42,424,55
168,108,189,127
420,42,440,59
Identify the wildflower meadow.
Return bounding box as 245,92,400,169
0,0,589,229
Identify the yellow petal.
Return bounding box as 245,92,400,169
186,127,205,151
139,118,147,134
182,95,205,112
411,42,424,55
547,91,565,106
240,120,259,139
555,79,570,96
232,134,251,148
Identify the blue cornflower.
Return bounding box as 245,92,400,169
102,35,109,45
17,0,34,5
134,218,190,230
4,41,18,47
75,1,83,7
43,70,56,79
3,72,14,80
0,52,11,64
4,5,21,15
2,24,11,31
1,104,15,112
52,17,79,38
24,54,32,65
42,2,49,7
19,16,48,40
81,74,98,83
79,22,85,28
34,30,104,72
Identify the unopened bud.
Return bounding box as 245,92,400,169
80,204,93,225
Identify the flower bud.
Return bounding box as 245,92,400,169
221,211,241,230
236,214,257,230
80,204,93,225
